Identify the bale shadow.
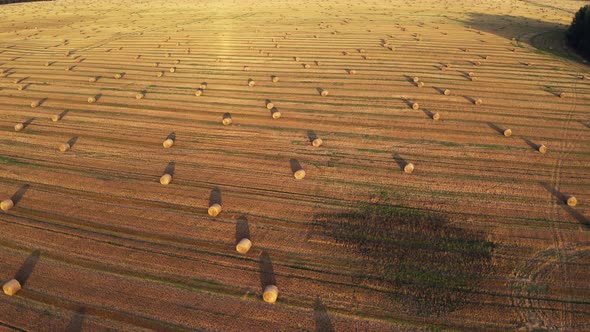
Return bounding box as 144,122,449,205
11,184,30,206
166,132,176,141
65,307,85,332
540,182,589,227
314,199,494,315
432,87,446,95
521,137,541,151
400,97,414,109
163,161,175,176
259,251,276,291
486,122,505,135
14,249,41,287
235,215,250,244
421,109,434,119
209,187,222,206
307,130,318,143
403,75,418,87
67,136,78,148
289,159,302,173
314,297,335,332
392,153,408,171
460,96,476,105
59,110,70,118
22,117,35,129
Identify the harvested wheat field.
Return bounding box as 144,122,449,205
1,0,590,330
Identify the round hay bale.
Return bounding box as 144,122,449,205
417,81,424,88
89,76,97,83
413,77,420,83
1,199,14,212
16,84,25,91
31,101,40,108
566,196,577,207
294,169,306,180
114,73,122,79
538,144,547,154
468,72,475,77
271,76,279,83
65,66,72,71
271,108,281,120
136,93,144,100
160,174,172,185
559,92,569,98
248,79,256,87
474,61,481,66
263,285,279,303
163,138,174,148
157,71,164,77
266,101,274,110
474,99,482,105
303,64,310,69
45,61,51,66
2,279,21,296
200,83,208,90
208,203,222,217
294,56,300,62
51,114,60,122
503,129,512,137
412,103,419,110
432,112,440,121
236,238,252,254
169,67,176,73
153,62,159,67
349,69,356,75
195,89,203,96
243,66,250,71
59,143,71,152
312,138,323,147
88,96,96,104
404,163,415,174
222,113,232,126
14,123,24,132
320,89,329,97
443,89,451,96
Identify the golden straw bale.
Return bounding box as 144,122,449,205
271,76,279,83
312,138,323,147
443,89,451,96
222,113,232,126
2,279,21,296
320,89,329,97
271,108,281,119
14,123,24,132
1,199,14,212
136,93,144,100
263,285,279,303
195,89,203,96
208,204,222,217
59,143,70,152
51,114,60,122
567,196,577,207
88,96,96,104
169,67,176,73
236,238,252,254
503,129,512,137
160,174,172,185
404,163,415,174
294,169,306,180
538,144,547,154
412,103,419,110
163,138,174,148
474,99,482,105
413,77,419,83
432,112,440,121
114,73,122,79
248,79,256,87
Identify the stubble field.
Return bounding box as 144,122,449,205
0,0,589,331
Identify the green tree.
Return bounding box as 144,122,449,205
566,5,590,60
